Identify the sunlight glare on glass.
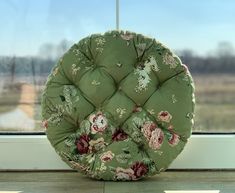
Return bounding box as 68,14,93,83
164,191,220,193
0,191,23,193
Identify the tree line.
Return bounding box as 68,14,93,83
0,41,235,78
177,41,235,74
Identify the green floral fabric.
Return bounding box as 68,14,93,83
41,30,195,181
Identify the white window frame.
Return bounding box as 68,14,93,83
0,0,234,171
0,134,234,170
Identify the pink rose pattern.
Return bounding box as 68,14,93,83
115,167,135,180
65,109,180,180
140,119,181,149
158,111,172,123
115,162,148,180
141,121,164,150
131,162,148,179
74,111,110,155
148,128,164,150
167,125,180,146
141,121,157,140
89,111,108,134
100,151,115,162
168,133,180,146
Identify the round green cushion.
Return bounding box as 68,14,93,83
41,30,195,181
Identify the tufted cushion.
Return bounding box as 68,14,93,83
41,30,195,181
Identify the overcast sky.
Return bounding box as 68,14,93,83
0,0,235,56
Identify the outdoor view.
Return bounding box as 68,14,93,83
0,0,234,133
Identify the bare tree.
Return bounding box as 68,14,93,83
10,56,16,84
38,39,72,60
215,41,235,58
38,43,55,60
56,39,71,58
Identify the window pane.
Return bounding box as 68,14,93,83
121,0,235,132
0,0,234,133
0,0,115,132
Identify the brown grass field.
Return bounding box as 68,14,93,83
0,73,235,132
193,74,235,132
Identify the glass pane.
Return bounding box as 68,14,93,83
0,0,115,132
121,0,235,132
0,0,234,133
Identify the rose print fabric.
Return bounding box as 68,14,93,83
41,30,195,181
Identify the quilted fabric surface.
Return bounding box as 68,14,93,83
41,30,195,181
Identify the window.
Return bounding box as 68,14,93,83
0,0,115,133
0,0,234,133
119,0,235,133
0,0,235,170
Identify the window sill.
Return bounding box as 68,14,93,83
0,134,234,170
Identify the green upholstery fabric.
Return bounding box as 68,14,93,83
41,30,195,181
